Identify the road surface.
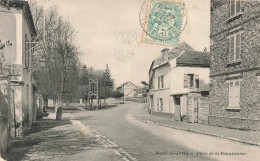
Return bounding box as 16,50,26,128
75,102,260,161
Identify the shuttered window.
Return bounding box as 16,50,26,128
229,33,241,62
230,0,241,17
160,98,163,111
184,74,198,88
157,98,159,111
161,75,164,88
158,75,164,89
228,80,240,109
25,34,30,69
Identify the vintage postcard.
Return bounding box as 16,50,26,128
0,0,260,160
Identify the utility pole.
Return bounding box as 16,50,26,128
123,82,124,104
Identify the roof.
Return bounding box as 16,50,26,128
176,51,210,67
117,81,137,89
1,0,37,36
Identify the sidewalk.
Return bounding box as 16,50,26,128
132,105,260,146
2,114,123,161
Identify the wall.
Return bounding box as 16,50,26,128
187,93,209,124
123,83,137,98
153,64,171,113
170,66,210,95
209,0,260,130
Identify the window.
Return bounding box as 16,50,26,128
229,33,241,62
184,74,199,88
158,77,160,89
161,75,164,88
157,98,163,111
228,80,240,109
189,74,194,87
230,0,241,17
158,75,164,89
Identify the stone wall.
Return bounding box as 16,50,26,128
186,93,209,124
209,0,260,130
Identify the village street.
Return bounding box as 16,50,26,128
70,102,260,161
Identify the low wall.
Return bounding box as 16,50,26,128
125,97,148,103
186,93,209,124
208,115,260,130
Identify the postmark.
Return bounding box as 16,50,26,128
140,0,187,46
114,30,137,61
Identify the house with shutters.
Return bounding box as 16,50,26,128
116,81,137,98
209,0,260,130
0,0,38,143
148,42,210,123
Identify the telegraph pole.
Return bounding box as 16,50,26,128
123,82,124,104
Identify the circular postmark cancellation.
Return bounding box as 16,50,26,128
114,30,138,61
139,0,187,46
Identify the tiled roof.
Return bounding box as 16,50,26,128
176,51,210,67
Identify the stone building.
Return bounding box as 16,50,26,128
209,0,260,130
148,43,210,123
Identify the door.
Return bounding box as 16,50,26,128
174,97,181,121
194,99,199,123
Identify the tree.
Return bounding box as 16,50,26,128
30,2,80,112
99,64,114,103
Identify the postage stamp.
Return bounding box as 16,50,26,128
140,0,187,46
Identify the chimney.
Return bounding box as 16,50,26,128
204,47,207,52
161,48,169,62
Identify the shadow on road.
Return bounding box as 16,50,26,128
2,119,71,161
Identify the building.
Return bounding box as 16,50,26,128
0,0,37,140
149,43,210,123
117,82,138,98
209,0,260,130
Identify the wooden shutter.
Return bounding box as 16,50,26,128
230,36,234,62
158,77,160,89
184,74,189,88
161,98,163,111
236,0,240,14
161,76,164,88
235,34,241,60
25,34,27,68
157,98,159,111
195,75,199,88
230,0,235,16
234,81,240,107
229,82,234,107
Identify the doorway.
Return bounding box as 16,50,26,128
193,99,199,123
174,96,181,121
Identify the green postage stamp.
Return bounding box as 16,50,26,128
140,0,186,46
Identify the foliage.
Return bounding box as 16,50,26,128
30,2,80,104
111,91,124,98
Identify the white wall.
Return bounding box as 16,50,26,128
153,64,171,113
170,66,210,95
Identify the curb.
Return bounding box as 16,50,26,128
131,115,260,147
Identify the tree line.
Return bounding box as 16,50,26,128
30,2,123,109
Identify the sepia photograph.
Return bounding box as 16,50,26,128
0,0,260,160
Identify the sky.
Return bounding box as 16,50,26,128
38,0,210,87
